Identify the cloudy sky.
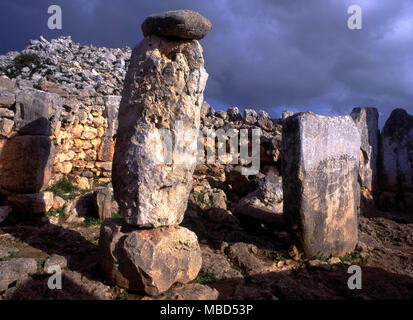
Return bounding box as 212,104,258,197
1,0,412,127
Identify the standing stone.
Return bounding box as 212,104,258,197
99,219,202,296
350,107,380,208
0,134,55,193
380,109,413,193
14,88,62,132
282,112,360,258
93,187,112,222
350,108,379,191
113,31,209,227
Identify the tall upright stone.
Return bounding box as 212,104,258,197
379,109,413,212
112,15,209,227
282,112,360,258
101,10,211,297
350,107,380,207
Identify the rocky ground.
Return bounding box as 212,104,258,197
1,179,412,300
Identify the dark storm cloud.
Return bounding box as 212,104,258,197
1,0,412,126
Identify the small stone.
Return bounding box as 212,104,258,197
173,283,219,300
52,196,65,210
227,107,242,122
244,109,258,125
44,254,67,272
142,10,212,40
282,110,294,119
328,257,341,264
0,118,14,136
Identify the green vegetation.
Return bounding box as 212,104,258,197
82,216,101,227
193,271,218,284
340,251,368,265
231,264,247,277
270,253,287,262
37,258,46,271
46,204,67,225
161,291,174,300
0,251,19,262
46,178,80,200
112,212,121,219
314,254,331,262
2,53,41,78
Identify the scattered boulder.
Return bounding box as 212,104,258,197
0,258,37,291
44,254,68,272
282,112,360,257
142,10,212,40
113,32,208,227
98,219,202,296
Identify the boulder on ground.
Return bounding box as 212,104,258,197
282,112,360,257
99,219,202,296
0,258,37,291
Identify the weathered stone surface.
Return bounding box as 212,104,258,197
4,191,54,214
0,76,16,91
0,90,16,107
350,107,379,193
93,187,112,222
0,135,55,193
282,110,294,120
44,254,68,272
380,109,413,193
113,35,208,227
0,206,11,224
142,10,212,40
14,88,62,132
98,219,202,296
172,283,219,300
282,112,360,258
18,117,52,136
0,258,37,291
244,109,258,125
0,118,14,136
